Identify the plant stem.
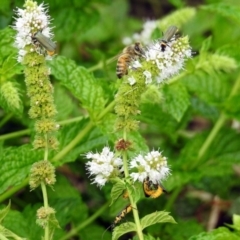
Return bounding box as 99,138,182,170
192,74,240,168
59,201,110,240
0,178,29,203
0,233,8,240
0,116,84,141
122,130,143,240
41,181,49,240
52,101,115,163
0,113,12,128
164,186,182,211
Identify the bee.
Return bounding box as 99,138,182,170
32,31,56,56
159,25,179,52
116,42,145,79
143,177,167,199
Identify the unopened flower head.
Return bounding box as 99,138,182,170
85,147,123,187
129,150,170,184
13,0,54,62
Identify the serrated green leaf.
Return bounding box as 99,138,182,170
112,222,136,240
183,71,229,104
162,82,190,121
189,227,240,240
0,145,43,194
141,211,176,229
110,182,126,206
50,56,107,118
201,3,240,24
0,81,23,116
0,201,10,223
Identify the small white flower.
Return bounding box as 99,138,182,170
129,150,170,184
128,76,136,85
143,70,152,84
85,147,123,187
132,60,142,69
123,20,157,45
12,0,54,62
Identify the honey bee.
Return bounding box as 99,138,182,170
116,42,145,79
159,25,179,51
143,177,167,198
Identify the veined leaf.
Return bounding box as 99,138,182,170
141,211,176,229
201,3,240,24
49,56,107,118
162,82,190,122
0,145,43,194
112,222,136,240
110,182,126,206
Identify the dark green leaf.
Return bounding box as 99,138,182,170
50,56,107,117
0,145,43,194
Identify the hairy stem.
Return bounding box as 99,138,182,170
122,131,143,240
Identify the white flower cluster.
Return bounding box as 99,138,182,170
85,147,169,187
144,38,192,84
127,36,192,86
85,147,123,187
129,150,170,184
13,0,53,62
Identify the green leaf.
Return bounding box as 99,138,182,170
189,227,240,240
141,211,176,230
201,3,240,24
0,201,10,223
112,222,136,240
162,82,190,121
142,234,160,240
233,214,240,231
110,182,126,206
0,145,43,194
0,81,23,116
50,56,107,118
2,208,28,239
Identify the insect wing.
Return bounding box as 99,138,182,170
34,31,56,52
162,25,178,42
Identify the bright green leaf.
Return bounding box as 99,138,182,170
162,82,190,121
189,227,240,240
0,201,10,223
110,182,126,206
112,222,136,240
141,211,176,230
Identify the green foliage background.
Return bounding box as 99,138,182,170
0,0,240,239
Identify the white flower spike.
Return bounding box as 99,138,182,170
13,0,54,62
85,147,123,187
129,150,170,184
